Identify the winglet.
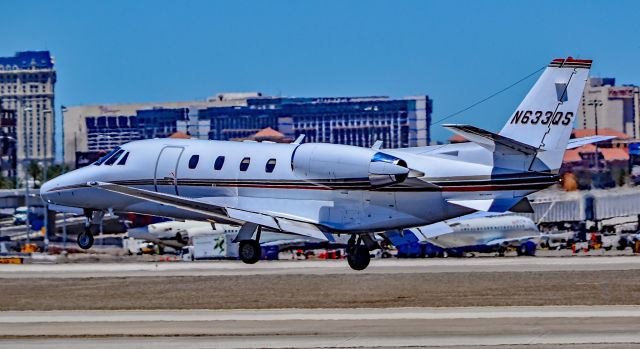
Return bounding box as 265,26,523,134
371,140,383,150
292,135,305,145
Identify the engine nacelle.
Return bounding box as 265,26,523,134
291,143,409,188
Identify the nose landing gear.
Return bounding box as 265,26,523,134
77,229,95,250
77,209,104,250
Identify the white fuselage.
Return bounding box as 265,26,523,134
41,138,556,234
426,215,539,248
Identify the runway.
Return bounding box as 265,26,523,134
3,258,640,347
2,306,640,348
3,256,640,278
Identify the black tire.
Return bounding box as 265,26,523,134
347,244,370,271
239,240,261,264
77,231,94,249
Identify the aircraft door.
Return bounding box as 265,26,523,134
155,146,184,195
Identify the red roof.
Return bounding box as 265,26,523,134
600,148,629,161
168,131,190,139
572,128,629,139
252,127,284,139
576,144,597,152
570,144,629,162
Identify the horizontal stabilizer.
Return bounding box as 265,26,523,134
443,124,539,155
566,135,616,149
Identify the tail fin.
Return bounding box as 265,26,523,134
499,57,592,171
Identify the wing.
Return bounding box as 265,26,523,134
88,181,332,241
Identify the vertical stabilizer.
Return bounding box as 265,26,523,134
499,57,591,171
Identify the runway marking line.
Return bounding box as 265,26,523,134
2,306,640,323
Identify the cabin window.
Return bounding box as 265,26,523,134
188,155,200,169
117,152,129,165
265,158,277,173
214,156,225,170
240,157,250,171
94,147,120,166
104,149,125,166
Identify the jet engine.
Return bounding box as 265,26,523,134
291,143,409,188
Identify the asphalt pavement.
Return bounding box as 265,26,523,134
1,306,639,348
1,256,640,278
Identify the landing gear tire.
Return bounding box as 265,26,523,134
239,240,261,264
347,245,370,271
347,236,371,271
77,230,94,249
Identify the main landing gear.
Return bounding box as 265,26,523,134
239,240,261,264
347,234,378,271
77,209,104,250
234,223,262,264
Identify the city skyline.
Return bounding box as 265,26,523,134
2,0,640,155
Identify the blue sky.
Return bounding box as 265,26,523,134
2,0,639,149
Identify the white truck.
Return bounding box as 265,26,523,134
181,233,239,261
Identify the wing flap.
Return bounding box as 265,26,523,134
447,197,533,213
226,208,280,230
275,218,333,241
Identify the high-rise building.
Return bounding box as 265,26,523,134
576,77,640,139
0,51,56,179
0,102,17,178
62,93,257,168
181,95,433,148
64,93,433,169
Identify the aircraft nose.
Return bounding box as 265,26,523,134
40,178,58,202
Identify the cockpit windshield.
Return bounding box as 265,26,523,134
93,147,121,166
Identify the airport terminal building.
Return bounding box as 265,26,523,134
64,93,433,169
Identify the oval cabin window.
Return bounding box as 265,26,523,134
265,159,276,173
188,155,200,169
240,157,250,172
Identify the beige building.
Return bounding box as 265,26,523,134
0,51,56,178
62,93,259,167
576,77,640,139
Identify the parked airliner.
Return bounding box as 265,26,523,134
41,57,611,270
386,213,540,257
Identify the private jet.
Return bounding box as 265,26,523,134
41,57,611,270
